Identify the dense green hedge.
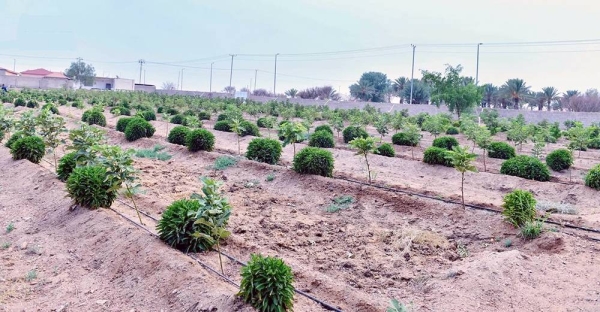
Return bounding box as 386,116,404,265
293,147,334,177
546,149,573,171
246,138,282,164
186,129,215,152
423,147,453,167
500,155,550,181
374,143,395,157
124,118,155,141
168,126,191,146
392,132,418,146
308,130,335,148
432,136,459,150
342,126,368,144
488,142,516,159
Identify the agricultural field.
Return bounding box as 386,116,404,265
1,89,600,311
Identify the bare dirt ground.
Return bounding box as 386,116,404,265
2,104,600,311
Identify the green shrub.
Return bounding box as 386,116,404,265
588,138,600,149
256,117,268,128
110,106,130,116
10,136,45,164
374,143,395,157
432,136,459,150
198,111,211,120
308,130,335,148
446,126,459,135
156,199,201,251
502,189,536,227
342,126,368,143
488,142,516,159
138,110,156,121
521,220,543,239
14,97,26,107
124,118,155,141
314,125,333,135
585,164,600,190
213,156,238,170
42,103,59,114
186,129,215,152
58,98,67,106
4,131,26,148
26,99,38,108
500,155,550,181
568,141,587,151
166,108,179,115
293,147,334,177
171,114,185,124
167,126,191,146
240,120,260,137
66,166,117,209
392,132,419,146
214,120,232,132
217,114,229,121
183,109,196,116
423,147,453,167
239,254,294,312
546,149,573,171
83,109,107,127
246,138,282,164
116,117,133,132
57,152,77,181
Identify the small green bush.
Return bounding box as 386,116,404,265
198,111,211,120
156,199,201,251
568,141,587,151
246,138,282,164
26,99,38,108
314,125,333,135
14,97,26,107
546,149,573,171
4,131,26,148
239,254,295,312
446,126,459,135
10,136,45,164
58,98,67,106
167,126,191,146
214,120,232,132
256,117,268,128
588,138,600,149
83,109,107,127
342,126,368,143
374,143,395,157
116,117,133,132
124,118,155,141
213,156,237,170
166,108,179,115
488,142,516,159
66,166,117,209
308,130,335,148
502,189,536,227
423,147,453,167
110,106,131,116
585,164,600,190
186,129,215,152
170,114,185,125
138,110,156,121
240,120,260,137
521,220,543,240
500,155,550,181
183,109,196,116
57,152,77,181
42,103,59,114
217,114,229,121
432,136,459,150
293,147,334,177
392,132,419,146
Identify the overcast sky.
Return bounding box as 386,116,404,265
1,0,600,95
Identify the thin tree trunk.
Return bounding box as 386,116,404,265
237,136,241,155
126,184,144,225
483,149,487,172
461,172,465,209
216,239,224,275
53,150,57,169
365,154,371,183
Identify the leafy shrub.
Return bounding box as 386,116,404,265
500,155,550,181
521,220,543,239
585,164,600,190
110,106,131,116
374,143,395,157
308,130,335,148
166,108,179,115
240,120,260,137
66,166,117,209
213,156,238,170
26,99,38,108
10,136,45,164
167,126,191,146
186,129,215,152
116,117,133,132
14,97,26,107
588,138,600,149
156,199,200,251
246,138,282,164
446,126,459,135
4,131,26,148
392,132,419,146
342,126,368,143
488,142,516,159
198,111,211,120
423,147,453,167
183,109,196,116
213,120,232,132
502,189,536,227
170,114,185,125
256,117,268,128
432,136,459,150
42,103,59,114
568,141,587,151
314,124,333,135
82,109,107,127
124,118,155,141
239,254,294,312
58,98,68,106
57,152,77,181
293,147,334,177
546,149,573,171
138,110,156,121
217,114,229,121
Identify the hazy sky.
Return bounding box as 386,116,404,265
1,0,600,95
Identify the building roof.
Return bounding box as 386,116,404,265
20,68,53,76
0,67,19,75
44,72,70,79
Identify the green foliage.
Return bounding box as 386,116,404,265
422,64,482,117
349,71,390,102
479,109,500,134
502,190,537,227
67,123,106,166
183,115,201,128
585,164,600,190
57,152,77,181
500,155,550,181
41,103,59,114
240,120,260,136
293,147,334,177
349,136,377,183
325,195,354,213
124,118,155,141
256,117,269,128
26,99,39,108
246,138,283,165
135,145,172,161
110,106,130,116
82,108,106,127
374,143,395,157
588,138,600,149
507,122,530,150
167,125,191,146
423,147,453,167
116,117,133,132
137,110,156,121
239,254,295,312
10,136,45,164
488,142,516,159
308,130,335,148
66,166,117,209
198,111,211,120
15,111,37,136
566,126,591,154
213,120,232,132
445,126,459,135
392,132,417,146
422,114,450,137
37,109,67,166
213,156,238,170
280,122,307,154
171,114,185,124
521,220,543,240
186,129,215,152
314,124,333,135
342,126,368,143
157,199,200,251
14,97,26,107
546,149,573,171
446,146,477,173
387,299,410,312
432,136,459,150
4,131,26,148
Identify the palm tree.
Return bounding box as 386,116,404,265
482,84,498,108
533,92,546,111
502,79,530,109
285,88,298,98
541,87,559,111
350,80,376,102
562,90,580,111
392,77,407,103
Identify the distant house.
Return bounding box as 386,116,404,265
0,67,73,89
134,83,156,93
82,77,135,91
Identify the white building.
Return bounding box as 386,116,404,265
80,77,135,91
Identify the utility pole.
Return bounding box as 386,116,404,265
144,70,146,84
181,68,185,90
409,45,416,105
229,54,236,90
210,62,214,93
254,69,257,92
476,43,482,85
274,53,280,96
138,59,145,84
13,59,16,72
